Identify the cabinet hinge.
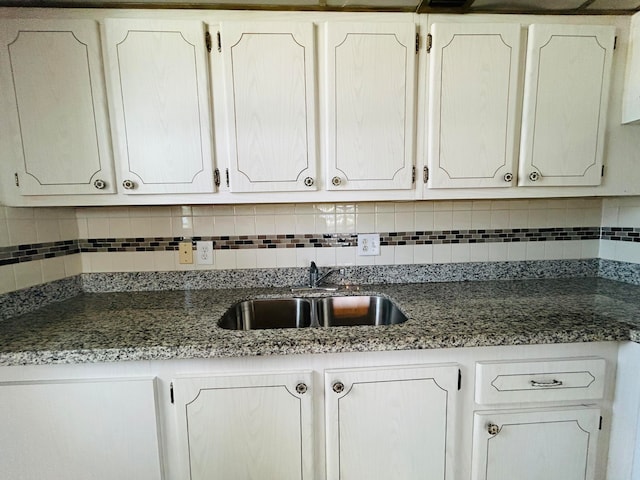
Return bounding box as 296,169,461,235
599,416,603,430
205,31,212,53
458,369,462,390
217,31,222,52
423,166,429,183
170,382,174,404
415,33,420,53
602,165,605,177
426,33,432,53
225,168,230,187
214,168,220,187
14,173,19,187
412,165,416,184
614,36,617,50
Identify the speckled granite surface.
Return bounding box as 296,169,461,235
0,277,638,366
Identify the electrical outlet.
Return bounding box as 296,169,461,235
178,241,193,264
357,234,380,256
196,241,214,265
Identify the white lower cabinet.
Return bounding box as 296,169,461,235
325,364,459,480
0,377,164,480
172,371,314,480
471,407,601,480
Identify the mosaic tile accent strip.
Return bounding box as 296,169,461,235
0,240,79,267
0,226,620,265
601,227,640,242
77,226,601,253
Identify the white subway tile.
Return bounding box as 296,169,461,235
153,251,176,272
274,215,296,235
581,240,600,259
414,211,434,231
433,211,453,230
87,218,110,238
8,219,38,245
235,249,258,269
58,219,79,241
256,248,277,268
109,218,132,238
375,202,395,214
375,213,395,232
276,248,297,268
490,210,510,229
394,202,415,213
172,216,193,238
192,216,216,237
13,261,43,289
41,257,66,282
452,210,472,230
450,243,471,263
214,216,236,236
488,243,508,261
469,243,490,262
395,212,415,232
374,245,395,265
315,247,337,267
64,254,83,276
255,215,277,235
150,217,173,237
452,201,473,211
355,203,375,214
413,244,433,264
394,245,414,264
507,242,527,261
0,265,17,294
414,201,434,212
525,242,546,261
562,240,583,260
598,240,616,260
356,213,376,233
234,205,256,216
336,246,357,266
471,210,492,230
0,220,10,247
335,213,356,233
544,241,564,260
432,244,452,263
215,250,237,270
508,210,528,229
296,247,317,267
235,216,256,236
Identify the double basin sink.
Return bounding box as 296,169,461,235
218,295,407,330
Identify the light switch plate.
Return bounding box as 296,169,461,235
196,241,214,265
357,234,380,256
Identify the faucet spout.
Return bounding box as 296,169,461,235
309,261,319,288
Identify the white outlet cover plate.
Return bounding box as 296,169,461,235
357,234,380,256
196,241,214,265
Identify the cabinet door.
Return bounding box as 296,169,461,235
519,24,615,187
0,377,163,479
104,19,215,194
325,364,459,480
324,22,416,191
173,371,314,480
221,22,317,193
0,20,115,195
471,406,601,480
427,23,522,189
622,13,640,124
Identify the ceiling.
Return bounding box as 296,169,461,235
0,0,638,14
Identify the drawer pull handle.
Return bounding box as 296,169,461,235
530,379,563,388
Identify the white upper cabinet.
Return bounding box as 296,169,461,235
221,22,317,193
519,24,615,187
103,19,215,194
0,20,115,195
324,22,417,191
427,23,522,189
622,12,640,124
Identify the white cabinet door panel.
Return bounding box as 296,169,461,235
104,19,215,194
173,371,314,480
472,407,600,480
222,22,317,193
0,20,115,195
325,364,459,480
325,22,416,191
0,377,163,480
519,24,615,187
427,23,522,189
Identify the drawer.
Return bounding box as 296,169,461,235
475,357,606,405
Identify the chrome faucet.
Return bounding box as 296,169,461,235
309,261,342,289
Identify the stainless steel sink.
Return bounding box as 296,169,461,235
218,295,407,330
218,298,313,330
316,296,407,327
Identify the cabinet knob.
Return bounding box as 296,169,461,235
503,173,513,182
295,383,308,394
487,423,500,436
331,176,342,186
122,179,136,190
332,381,345,394
93,179,106,190
303,177,314,187
529,171,540,182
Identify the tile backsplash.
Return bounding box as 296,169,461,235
1,197,639,295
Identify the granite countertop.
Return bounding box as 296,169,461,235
1,277,640,366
